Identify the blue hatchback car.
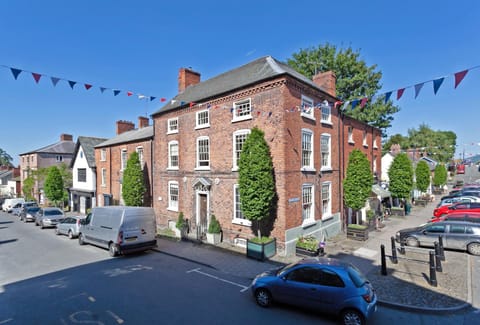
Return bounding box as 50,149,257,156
251,257,376,325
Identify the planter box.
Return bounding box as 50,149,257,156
295,247,319,257
390,207,405,217
415,199,428,207
206,232,221,245
346,226,369,241
247,238,276,261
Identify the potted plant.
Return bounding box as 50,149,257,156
247,236,277,261
346,224,369,241
206,214,222,245
175,211,187,239
295,236,319,257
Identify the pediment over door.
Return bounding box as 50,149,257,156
192,177,212,191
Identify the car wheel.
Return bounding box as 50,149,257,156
40,221,45,229
406,237,419,247
254,288,272,307
55,228,60,235
68,230,74,239
109,243,118,257
467,243,480,256
78,233,85,246
340,309,365,325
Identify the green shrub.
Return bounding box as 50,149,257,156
207,214,221,234
249,236,273,244
347,224,368,230
296,236,319,251
176,212,186,230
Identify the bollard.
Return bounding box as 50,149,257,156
438,236,445,261
400,241,405,255
381,244,387,276
435,244,443,273
429,251,438,287
391,237,398,264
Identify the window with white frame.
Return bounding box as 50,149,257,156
363,131,368,147
320,100,331,123
100,148,106,161
373,137,378,149
167,118,179,134
233,184,251,226
301,95,315,120
56,155,63,162
136,147,144,169
196,110,210,129
301,129,314,170
168,141,179,169
348,126,354,143
233,129,250,170
321,182,332,218
121,149,128,170
373,155,377,174
196,137,210,169
232,98,252,121
168,181,179,211
320,133,331,170
302,184,314,222
101,168,106,186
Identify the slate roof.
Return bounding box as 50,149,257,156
152,56,334,116
71,136,108,168
95,126,153,148
20,140,75,155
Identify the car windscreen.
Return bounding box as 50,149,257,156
26,207,40,213
347,265,368,287
45,209,63,216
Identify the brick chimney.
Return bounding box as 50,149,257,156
60,134,73,141
178,68,200,93
138,116,149,129
116,120,135,135
312,71,336,97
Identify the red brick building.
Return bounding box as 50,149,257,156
151,56,381,255
94,117,153,207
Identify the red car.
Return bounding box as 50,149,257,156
456,164,465,174
433,202,480,218
430,212,480,223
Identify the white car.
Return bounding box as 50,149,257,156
436,196,480,208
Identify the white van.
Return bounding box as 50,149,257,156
78,206,157,257
2,198,25,213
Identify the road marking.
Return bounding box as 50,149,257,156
88,296,96,302
187,268,249,292
353,247,377,258
106,310,124,324
0,319,13,324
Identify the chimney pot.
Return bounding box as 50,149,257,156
116,120,135,135
178,68,200,93
312,71,336,98
138,116,149,129
60,134,73,141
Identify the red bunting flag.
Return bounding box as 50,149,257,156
397,88,405,100
84,84,92,90
32,73,42,84
454,70,468,89
334,100,343,109
160,98,166,102
189,102,195,107
127,91,133,96
360,97,368,108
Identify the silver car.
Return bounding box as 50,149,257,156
35,207,65,229
20,206,41,222
55,216,85,239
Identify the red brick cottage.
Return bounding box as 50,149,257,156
151,56,381,255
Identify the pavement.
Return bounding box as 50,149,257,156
154,196,477,313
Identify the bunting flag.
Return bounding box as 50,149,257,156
51,77,60,87
84,84,92,90
454,70,468,89
397,88,405,100
10,68,22,80
360,97,368,108
414,83,424,99
32,73,42,84
68,81,76,89
384,91,392,103
433,77,444,95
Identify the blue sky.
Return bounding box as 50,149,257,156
1,0,479,165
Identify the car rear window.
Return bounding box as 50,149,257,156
26,207,40,213
45,209,63,216
347,265,368,287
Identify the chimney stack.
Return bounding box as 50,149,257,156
312,71,336,98
60,134,73,141
116,120,135,135
178,68,200,93
138,116,149,128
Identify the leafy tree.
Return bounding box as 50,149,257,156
238,127,276,238
122,151,146,206
415,160,431,193
44,166,64,206
433,164,448,188
343,149,373,224
382,134,408,153
388,153,414,201
22,176,35,201
287,43,400,134
0,148,13,166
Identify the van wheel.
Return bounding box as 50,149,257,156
109,243,118,257
78,233,86,246
467,243,480,256
68,230,74,239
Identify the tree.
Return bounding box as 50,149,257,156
415,160,431,193
122,151,146,206
22,176,35,201
0,148,13,167
382,134,408,153
287,43,400,134
343,149,374,224
44,166,64,206
388,153,414,202
238,127,276,238
433,164,447,188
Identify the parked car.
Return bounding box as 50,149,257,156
430,212,480,223
35,207,65,229
250,257,377,325
395,221,480,255
12,201,38,216
433,202,480,217
55,216,85,239
456,164,465,174
78,206,157,257
20,206,41,222
436,196,480,208
2,198,25,213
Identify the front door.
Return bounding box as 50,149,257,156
196,193,208,240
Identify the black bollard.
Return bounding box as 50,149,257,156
400,241,405,255
429,251,438,287
438,236,445,261
434,242,443,273
381,244,387,276
391,237,398,264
